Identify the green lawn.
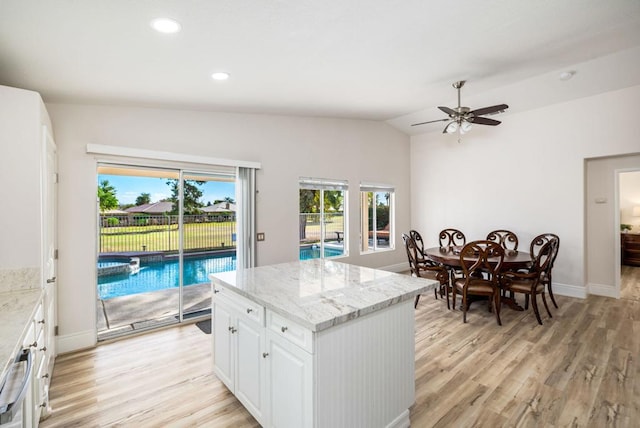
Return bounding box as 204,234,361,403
99,221,236,252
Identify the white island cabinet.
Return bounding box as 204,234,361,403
210,259,437,428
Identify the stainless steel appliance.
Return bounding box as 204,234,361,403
0,348,33,427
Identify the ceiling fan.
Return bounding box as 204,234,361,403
411,81,508,134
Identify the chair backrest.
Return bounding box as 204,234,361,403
529,239,554,275
439,228,466,248
459,240,505,281
409,230,425,256
530,233,560,272
486,229,519,251
402,233,421,277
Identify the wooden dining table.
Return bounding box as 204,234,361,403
423,246,533,311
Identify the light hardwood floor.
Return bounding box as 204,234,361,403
41,292,639,427
621,265,640,301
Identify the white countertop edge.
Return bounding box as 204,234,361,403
210,271,438,332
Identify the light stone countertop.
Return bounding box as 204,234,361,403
210,259,437,332
0,288,42,388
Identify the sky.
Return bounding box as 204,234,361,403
98,174,235,206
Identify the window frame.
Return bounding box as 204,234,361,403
360,183,395,254
299,177,348,260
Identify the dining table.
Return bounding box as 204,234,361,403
423,245,533,311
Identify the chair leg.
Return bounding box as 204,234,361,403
462,294,468,323
525,294,530,310
541,292,552,318
494,292,502,326
452,287,456,310
445,283,450,310
531,293,543,325
414,294,420,309
547,279,558,309
434,286,438,300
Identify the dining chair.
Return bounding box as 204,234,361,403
529,233,560,308
402,233,450,309
452,240,505,325
486,229,518,251
500,239,554,324
439,228,466,248
409,230,427,258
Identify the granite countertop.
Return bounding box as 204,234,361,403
0,288,42,387
210,259,437,332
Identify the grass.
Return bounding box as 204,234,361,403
99,221,236,252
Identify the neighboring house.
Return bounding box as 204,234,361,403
124,201,174,214
202,202,236,222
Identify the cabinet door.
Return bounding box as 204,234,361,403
266,332,313,428
212,302,234,390
235,317,266,424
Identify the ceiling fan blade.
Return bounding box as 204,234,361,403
438,106,457,116
469,104,509,116
411,118,449,126
470,117,501,126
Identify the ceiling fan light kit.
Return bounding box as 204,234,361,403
412,80,509,139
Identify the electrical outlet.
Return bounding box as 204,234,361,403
257,232,265,241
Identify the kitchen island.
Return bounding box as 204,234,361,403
209,259,437,428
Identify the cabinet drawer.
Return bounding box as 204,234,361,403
215,289,264,326
267,310,313,354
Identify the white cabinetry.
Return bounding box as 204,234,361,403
265,326,313,428
212,287,267,424
0,85,57,426
211,261,425,428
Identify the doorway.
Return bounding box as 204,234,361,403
96,164,237,340
619,169,640,300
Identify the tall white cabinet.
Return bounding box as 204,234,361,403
0,85,58,425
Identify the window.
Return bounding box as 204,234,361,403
299,177,348,260
360,183,395,253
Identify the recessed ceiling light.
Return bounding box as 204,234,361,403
211,72,230,81
150,18,181,34
559,70,575,81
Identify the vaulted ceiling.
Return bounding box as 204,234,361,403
1,0,639,135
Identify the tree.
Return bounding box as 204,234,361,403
135,192,151,206
224,196,235,204
166,179,205,214
299,189,318,240
98,180,118,211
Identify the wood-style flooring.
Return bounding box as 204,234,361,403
41,281,640,427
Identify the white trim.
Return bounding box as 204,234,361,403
385,409,410,428
87,144,261,169
554,282,588,299
57,329,97,354
588,282,619,298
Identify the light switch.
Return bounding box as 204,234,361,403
594,197,607,204
257,232,265,241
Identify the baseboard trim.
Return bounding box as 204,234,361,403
550,282,587,299
587,282,619,298
386,409,410,428
380,262,409,273
57,329,97,354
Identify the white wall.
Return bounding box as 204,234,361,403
410,84,640,299
46,103,411,351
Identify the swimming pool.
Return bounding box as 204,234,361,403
98,255,236,300
98,247,344,299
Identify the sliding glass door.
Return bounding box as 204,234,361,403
96,164,236,340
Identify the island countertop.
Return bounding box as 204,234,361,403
209,259,437,332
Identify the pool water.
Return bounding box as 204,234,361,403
299,246,343,260
98,255,236,300
98,247,344,300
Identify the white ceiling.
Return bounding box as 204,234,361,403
1,0,640,135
